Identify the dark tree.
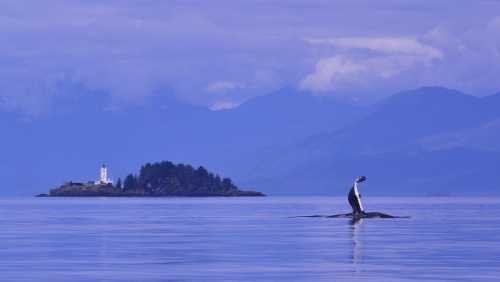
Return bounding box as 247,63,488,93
123,174,137,191
119,161,249,196
115,178,122,189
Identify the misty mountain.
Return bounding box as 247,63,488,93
248,87,500,196
420,119,500,152
304,87,496,154
0,87,362,196
2,85,499,196
484,91,500,105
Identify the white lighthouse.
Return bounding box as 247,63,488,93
96,164,112,185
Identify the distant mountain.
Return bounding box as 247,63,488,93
415,90,500,152
304,87,495,154
207,88,364,178
3,85,499,196
0,86,362,196
483,91,500,105
420,119,500,152
245,87,500,196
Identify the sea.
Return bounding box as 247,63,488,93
1,197,499,282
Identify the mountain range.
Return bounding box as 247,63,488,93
1,86,499,196
253,87,500,195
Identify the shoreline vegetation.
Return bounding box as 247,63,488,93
37,161,265,197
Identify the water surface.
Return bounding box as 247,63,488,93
1,197,499,281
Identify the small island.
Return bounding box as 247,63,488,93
39,161,265,197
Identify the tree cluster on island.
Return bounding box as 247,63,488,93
43,161,264,197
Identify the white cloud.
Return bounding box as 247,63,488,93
210,100,241,111
206,81,245,93
301,36,444,92
1,1,500,113
300,56,366,91
307,37,443,60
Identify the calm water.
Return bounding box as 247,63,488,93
1,197,499,282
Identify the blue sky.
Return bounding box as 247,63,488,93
1,0,500,115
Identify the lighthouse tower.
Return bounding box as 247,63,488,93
96,164,112,185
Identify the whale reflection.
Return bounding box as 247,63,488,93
350,217,364,268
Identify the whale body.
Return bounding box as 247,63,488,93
291,212,409,219
328,212,409,219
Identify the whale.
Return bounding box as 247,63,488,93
291,176,410,220
328,212,409,219
290,212,410,219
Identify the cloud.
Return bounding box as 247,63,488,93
206,81,245,93
210,100,241,111
1,1,500,114
300,56,366,91
300,37,444,92
306,37,443,60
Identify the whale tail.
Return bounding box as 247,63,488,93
355,176,366,183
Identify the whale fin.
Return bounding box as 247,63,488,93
291,212,410,219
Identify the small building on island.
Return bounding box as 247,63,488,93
47,164,123,197
95,165,113,185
